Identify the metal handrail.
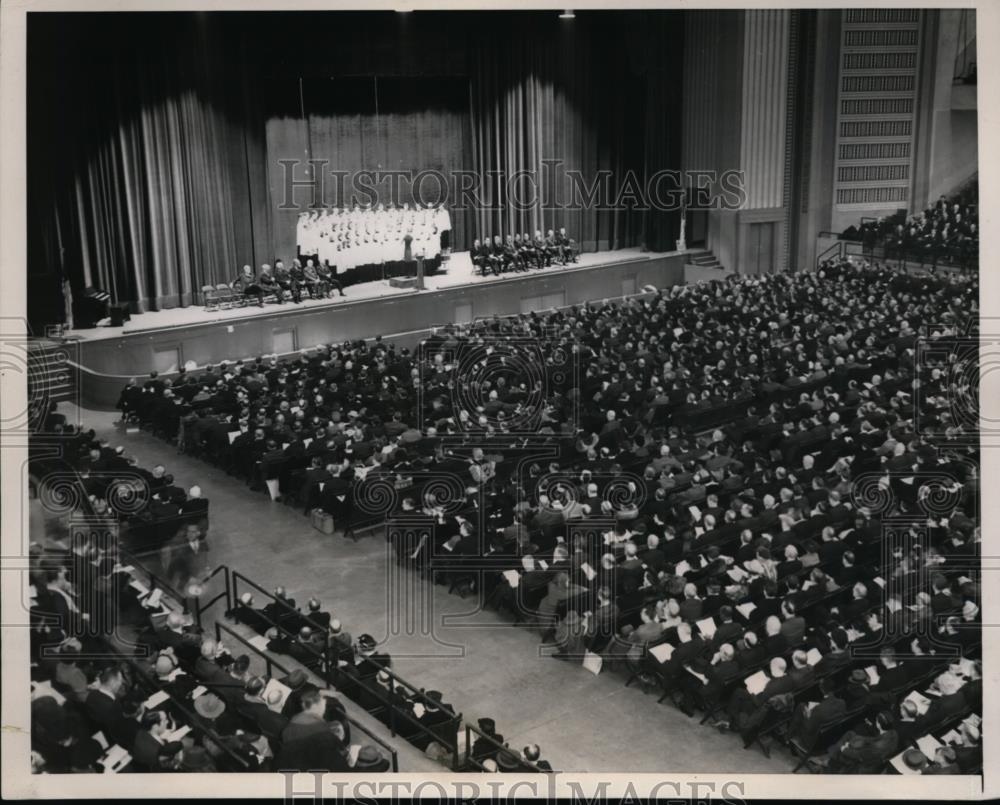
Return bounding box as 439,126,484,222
814,240,844,269
213,621,400,771
194,563,232,627
462,723,552,773
215,621,290,680
229,570,330,671
336,658,463,770
118,546,191,614
114,646,253,771
227,572,463,767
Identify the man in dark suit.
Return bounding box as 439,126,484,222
827,711,899,773
658,622,707,687
489,236,505,276
257,265,282,303
276,688,350,771
917,678,968,732
227,592,274,635
814,628,852,677
533,230,552,267
779,600,807,647
584,586,620,653
238,677,290,741
725,657,797,730
639,534,667,576
681,642,743,714
545,229,562,265
519,232,538,268
788,676,848,749
557,227,578,263
711,606,743,649
952,723,982,772
471,239,489,275
273,260,301,303
869,647,911,694
179,485,209,526
305,598,332,632
787,649,816,689
736,631,767,669
83,666,137,750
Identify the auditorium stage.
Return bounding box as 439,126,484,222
62,248,688,407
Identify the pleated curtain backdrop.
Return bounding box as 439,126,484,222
28,11,683,328
468,16,681,253
30,14,265,315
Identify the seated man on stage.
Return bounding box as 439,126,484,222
273,260,301,303
301,259,324,298
471,238,489,276
504,234,524,272
545,229,563,266
233,265,265,307
534,229,553,268
519,232,538,269
317,259,346,297
558,227,579,263
290,259,315,300
257,265,282,303
491,235,508,275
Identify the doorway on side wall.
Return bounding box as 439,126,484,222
746,222,775,275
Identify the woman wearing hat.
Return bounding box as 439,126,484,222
470,717,504,762
409,690,455,752
352,744,391,772
193,692,243,737
354,634,392,680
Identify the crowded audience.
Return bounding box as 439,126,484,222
852,182,978,272
33,257,981,773
28,421,552,774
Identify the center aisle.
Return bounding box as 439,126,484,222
77,404,792,773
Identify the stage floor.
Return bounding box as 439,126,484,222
69,248,682,342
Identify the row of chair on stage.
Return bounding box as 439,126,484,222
471,229,578,276
203,260,346,311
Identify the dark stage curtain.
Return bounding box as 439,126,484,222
28,11,683,330
469,14,683,253
28,14,271,320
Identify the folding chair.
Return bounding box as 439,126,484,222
202,284,219,311
216,283,234,310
